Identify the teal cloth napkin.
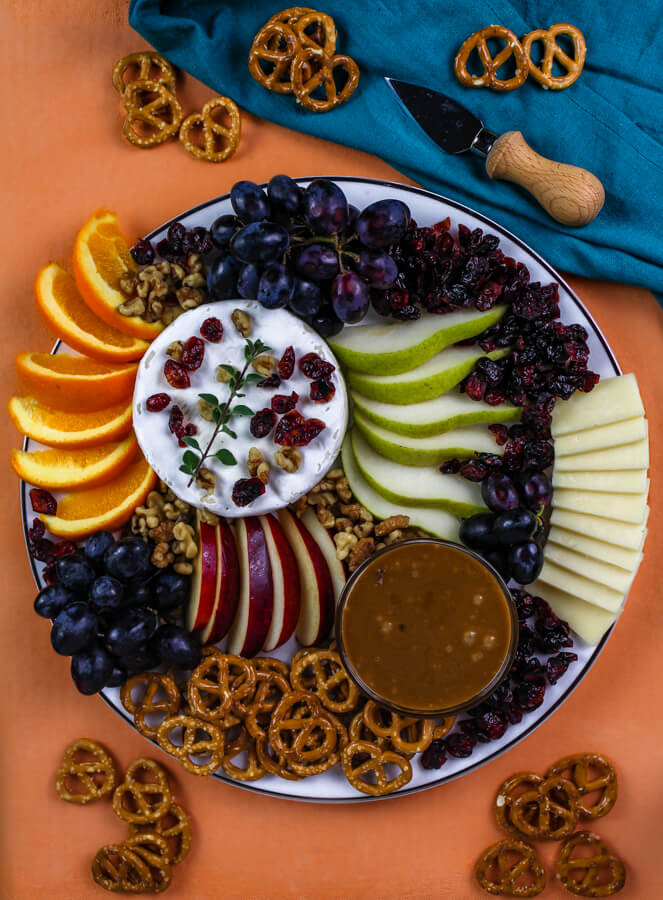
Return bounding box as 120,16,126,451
129,0,663,299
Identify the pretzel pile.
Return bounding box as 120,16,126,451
475,753,625,896
249,8,360,112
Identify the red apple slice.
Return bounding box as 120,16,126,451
186,512,218,633
277,508,334,646
227,517,274,657
300,507,347,603
202,518,240,644
259,514,301,651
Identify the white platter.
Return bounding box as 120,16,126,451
21,177,621,802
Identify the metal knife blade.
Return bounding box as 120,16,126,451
385,77,498,156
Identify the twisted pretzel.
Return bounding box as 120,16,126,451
547,753,617,820
129,802,192,865
255,738,302,781
156,714,225,776
523,24,586,90
495,772,544,836
475,838,546,897
267,7,316,28
268,691,337,763
122,832,172,892
112,51,176,96
556,831,626,897
187,653,233,722
243,671,291,740
510,775,580,841
290,649,361,714
91,844,153,893
56,738,116,804
363,701,434,755
293,11,337,55
249,22,300,94
288,711,348,777
112,759,172,825
255,657,290,679
341,740,412,796
121,672,181,739
454,26,528,92
221,726,267,782
291,48,360,112
121,79,183,148
179,96,241,163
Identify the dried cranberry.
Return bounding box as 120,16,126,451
168,405,185,437
512,590,536,621
464,372,486,401
146,393,171,412
164,360,190,389
420,740,447,770
167,222,186,248
298,352,335,380
546,652,578,685
30,537,56,563
257,374,281,389
288,418,326,446
489,424,509,446
458,459,488,482
310,378,335,403
514,681,546,712
474,711,507,742
42,562,59,585
274,410,304,445
440,458,461,474
180,337,205,371
200,317,223,343
29,488,57,515
278,345,295,379
182,226,213,256
130,238,154,266
28,518,45,541
519,658,546,684
232,477,266,507
444,733,477,758
250,408,278,438
184,423,197,436
271,392,299,414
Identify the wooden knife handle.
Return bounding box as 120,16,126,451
485,131,604,227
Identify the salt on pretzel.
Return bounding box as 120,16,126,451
341,739,412,796
156,714,225,777
179,96,241,163
129,802,192,865
56,738,116,804
112,758,172,825
556,831,626,897
121,671,181,739
547,752,617,820
291,47,360,112
454,25,528,92
475,838,546,897
522,23,586,90
121,78,183,148
112,51,176,96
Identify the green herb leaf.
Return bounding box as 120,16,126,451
220,364,238,377
214,449,237,466
232,405,254,417
182,436,201,450
254,338,271,355
222,425,237,440
198,393,219,407
244,373,264,384
182,450,199,468
244,341,253,362
212,407,222,424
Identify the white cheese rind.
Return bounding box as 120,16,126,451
529,581,616,645
550,507,649,550
552,487,649,524
133,302,348,517
552,469,648,494
551,373,643,436
555,417,647,456
554,439,649,471
547,526,645,570
544,543,639,592
538,561,625,612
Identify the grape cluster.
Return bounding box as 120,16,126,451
205,177,411,335
33,532,201,695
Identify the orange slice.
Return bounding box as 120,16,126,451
72,208,164,341
35,263,149,363
40,454,157,538
9,396,133,448
10,433,138,489
15,352,137,412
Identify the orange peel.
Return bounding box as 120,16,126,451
10,433,138,490
8,395,133,448
15,352,137,412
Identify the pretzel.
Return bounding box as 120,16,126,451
112,759,172,825
362,701,434,755
156,714,225,776
547,753,617,820
112,51,176,96
341,740,412,796
255,657,290,679
290,649,361,714
267,7,316,28
454,26,529,92
475,838,546,897
121,79,183,148
129,802,192,865
556,831,626,897
255,738,302,781
522,24,586,90
243,671,291,740
291,48,360,112
288,711,348,777
509,775,580,841
221,725,267,782
349,708,390,750
56,738,116,804
179,96,241,163
121,672,181,739
432,717,456,741
293,11,337,55
268,691,338,763
91,843,153,893
187,653,233,722
495,772,544,836
249,22,300,94
122,832,173,892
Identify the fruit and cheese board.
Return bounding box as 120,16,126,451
15,176,649,803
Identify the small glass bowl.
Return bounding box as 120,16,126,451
335,538,519,719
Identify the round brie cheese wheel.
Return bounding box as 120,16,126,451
133,301,348,517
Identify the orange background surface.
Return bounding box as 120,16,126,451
2,2,662,897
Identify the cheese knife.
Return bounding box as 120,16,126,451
385,77,604,227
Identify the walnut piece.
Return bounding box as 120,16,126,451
333,531,358,561
176,285,204,310
151,542,174,568
216,365,232,383
166,340,184,361
251,354,276,377
196,467,216,493
375,515,410,537
348,537,375,571
118,297,146,317
274,446,302,473
316,505,335,529
231,308,252,337
148,521,175,543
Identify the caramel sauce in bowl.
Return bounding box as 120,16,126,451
336,539,518,718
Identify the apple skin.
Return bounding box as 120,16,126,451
277,508,334,646
202,518,240,644
259,514,301,652
300,507,346,604
227,517,274,657
186,516,218,633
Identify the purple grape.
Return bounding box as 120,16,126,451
492,508,537,546
71,643,114,694
207,254,240,300
509,541,544,585
302,179,348,235
482,473,520,513
230,222,289,264
230,180,270,223
521,472,552,508
355,249,398,289
210,214,240,248
459,513,498,550
268,174,302,217
331,272,370,324
258,263,294,309
294,244,339,281
237,263,260,299
309,309,343,337
289,278,323,316
356,199,410,248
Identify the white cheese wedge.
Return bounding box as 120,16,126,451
547,526,645,570
552,469,648,494
550,508,649,550
551,373,644,436
554,438,649,472
544,543,639,592
555,417,647,456
538,561,625,612
529,581,616,645
552,487,648,524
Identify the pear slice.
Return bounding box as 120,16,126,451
346,346,510,404
341,436,460,541
350,428,486,515
351,389,520,437
327,305,507,375
353,409,502,467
